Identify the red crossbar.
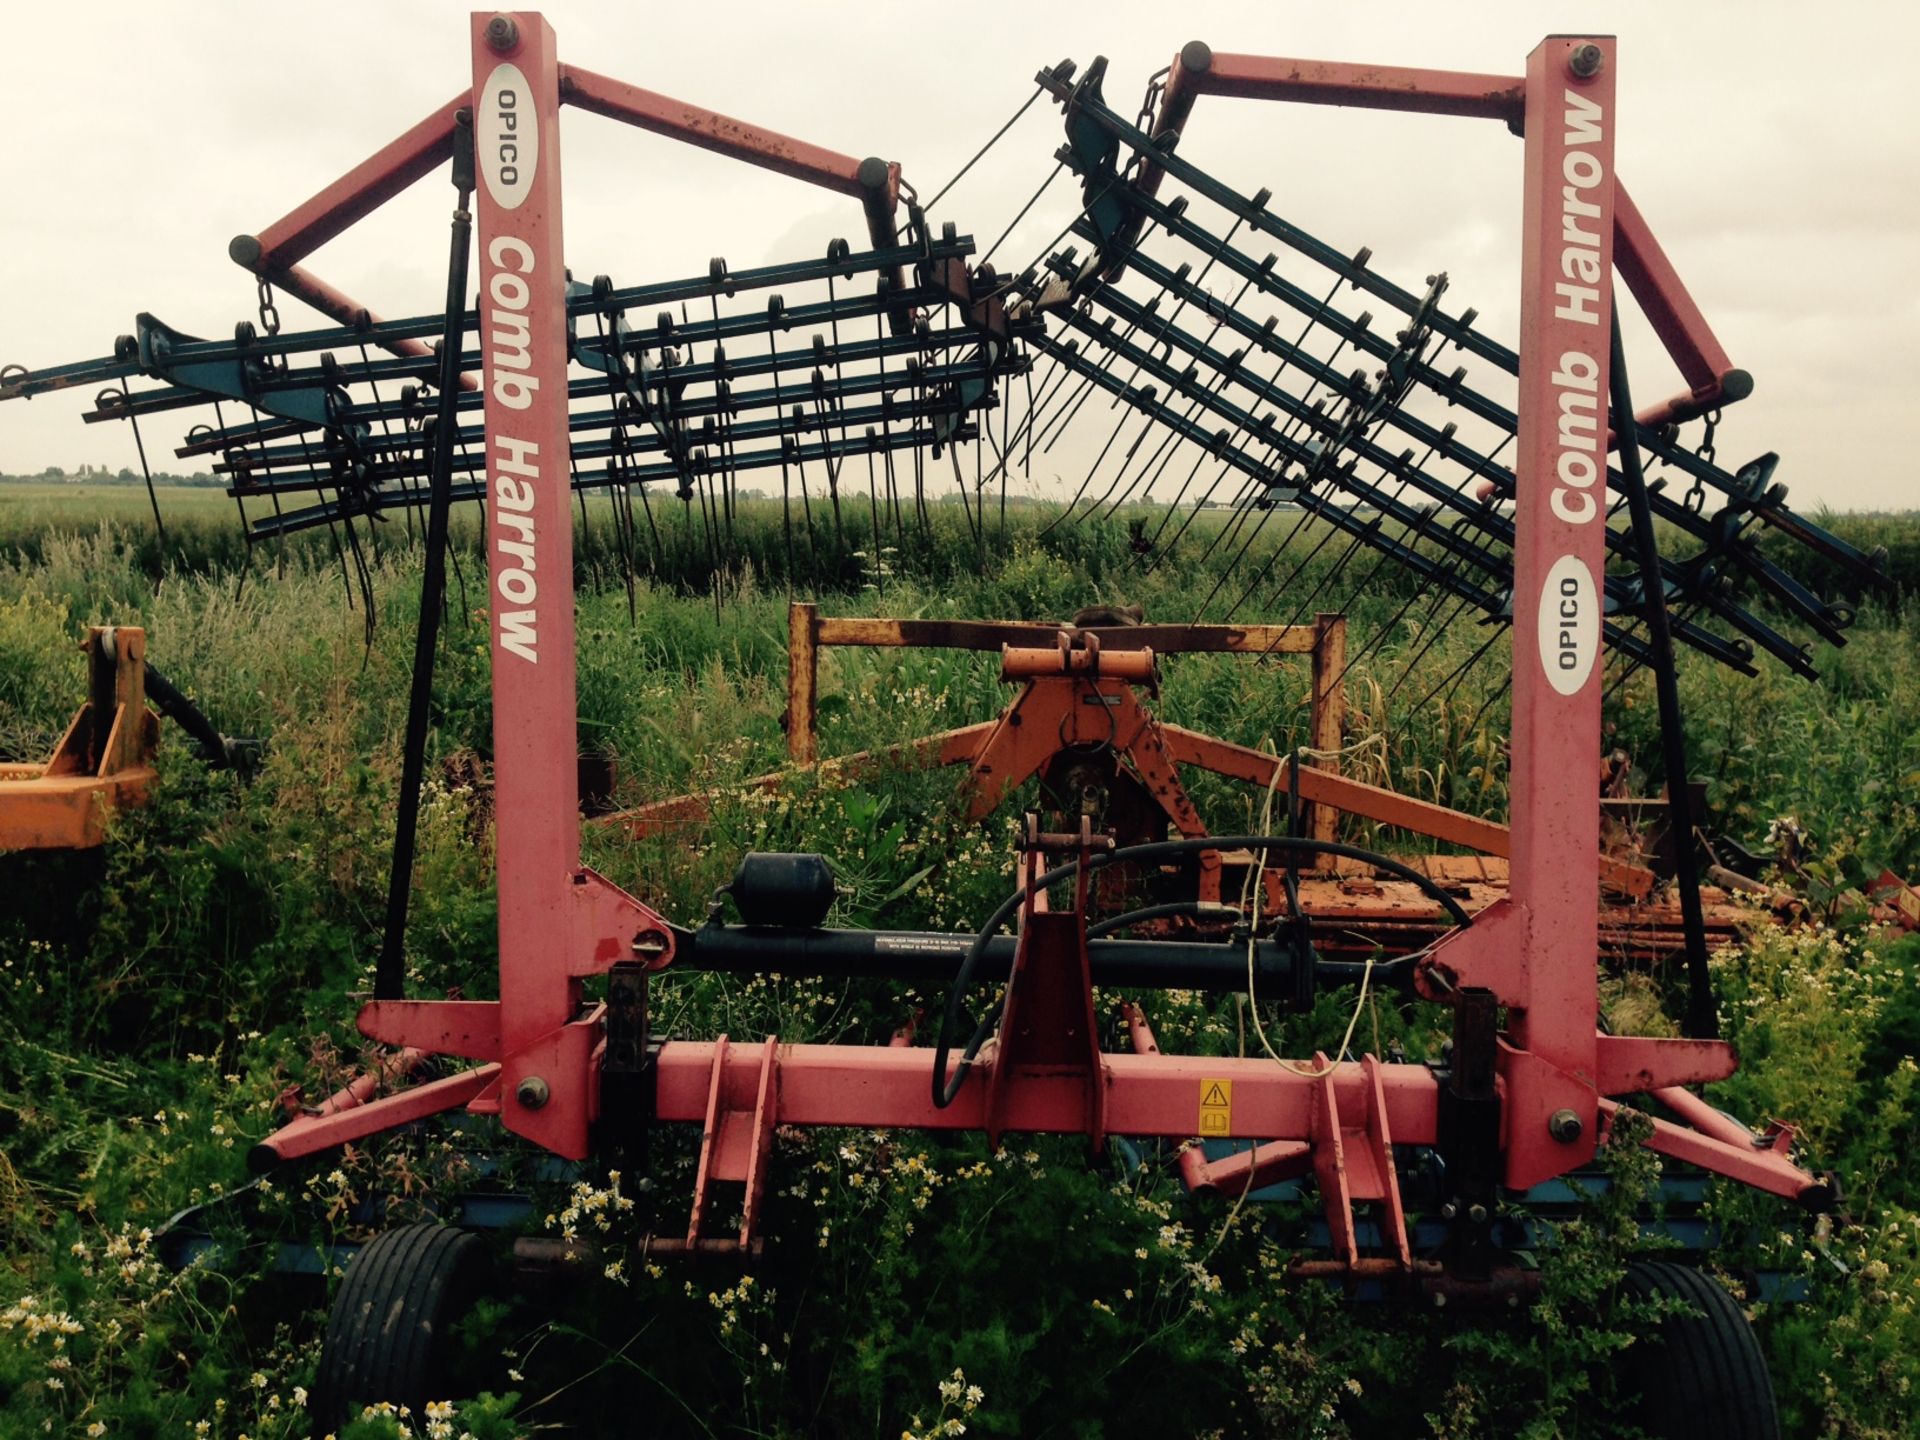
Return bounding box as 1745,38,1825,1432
654,1043,1443,1142
559,65,875,197
1165,48,1525,124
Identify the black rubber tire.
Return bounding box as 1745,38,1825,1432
1622,1261,1781,1440
310,1223,492,1437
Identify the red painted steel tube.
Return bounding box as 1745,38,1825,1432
650,1043,1444,1144
1628,385,1742,434
559,64,873,198
252,261,479,391
556,66,907,331
1122,1003,1160,1056
1175,46,1525,120
470,15,588,1147
1649,1084,1768,1150
1145,42,1524,201
1125,1003,1316,1197
999,645,1156,681
292,1047,430,1118
1147,48,1744,434
252,1062,500,1168
1141,43,1210,203
1613,185,1740,403
1500,37,1618,1184
1603,1100,1824,1206
1125,1008,1213,1190
252,92,468,268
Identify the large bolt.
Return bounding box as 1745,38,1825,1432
1467,1203,1489,1225
485,15,520,52
1549,1107,1585,1144
516,1075,550,1110
1567,43,1604,80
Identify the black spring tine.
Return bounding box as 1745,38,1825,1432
791,406,822,584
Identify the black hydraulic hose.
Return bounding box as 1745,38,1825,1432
931,834,1472,1107
376,111,475,1004
1608,312,1718,1041
142,663,231,769
680,922,1407,995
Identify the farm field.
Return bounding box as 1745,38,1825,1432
0,486,1917,1438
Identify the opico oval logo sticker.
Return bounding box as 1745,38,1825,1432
479,63,536,211
1539,554,1599,696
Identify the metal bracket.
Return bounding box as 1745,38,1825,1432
1311,1052,1411,1273
982,835,1109,1150
677,1034,781,1255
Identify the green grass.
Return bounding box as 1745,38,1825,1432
0,493,1916,1438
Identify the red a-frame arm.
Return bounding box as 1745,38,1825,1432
227,43,912,370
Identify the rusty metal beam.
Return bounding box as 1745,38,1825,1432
810,614,1319,655
1308,613,1346,852
597,722,999,840
788,601,819,765
1159,724,1656,899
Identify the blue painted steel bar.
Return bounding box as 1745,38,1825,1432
4,238,970,403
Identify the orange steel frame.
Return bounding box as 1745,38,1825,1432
248,21,1831,1279
0,626,159,851
632,604,1343,837
608,599,1655,902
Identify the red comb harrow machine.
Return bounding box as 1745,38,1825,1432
0,14,1891,1435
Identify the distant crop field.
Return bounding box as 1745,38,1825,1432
0,492,1916,1438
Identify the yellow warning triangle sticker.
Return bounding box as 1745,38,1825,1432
1201,1082,1229,1108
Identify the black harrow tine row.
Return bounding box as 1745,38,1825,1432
6,227,1036,576
994,55,1887,687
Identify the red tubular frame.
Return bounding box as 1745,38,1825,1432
1147,41,1750,426
1499,35,1617,1182
1156,47,1525,133
558,66,885,200
249,19,1830,1253
229,19,908,372
252,93,470,267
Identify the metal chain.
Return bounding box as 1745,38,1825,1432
1136,68,1168,134
1685,405,1719,513
256,276,282,337
1123,68,1170,183
1696,405,1720,466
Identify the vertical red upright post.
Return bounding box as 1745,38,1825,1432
1506,35,1617,1170
470,13,582,1104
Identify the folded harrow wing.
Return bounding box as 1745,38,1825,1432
0,13,1893,1431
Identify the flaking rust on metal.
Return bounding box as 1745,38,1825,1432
1288,65,1523,109
683,107,802,162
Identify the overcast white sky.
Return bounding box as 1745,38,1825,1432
2,2,1913,510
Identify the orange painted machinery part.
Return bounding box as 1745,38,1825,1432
0,626,160,851
602,602,1663,911
999,637,1158,683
